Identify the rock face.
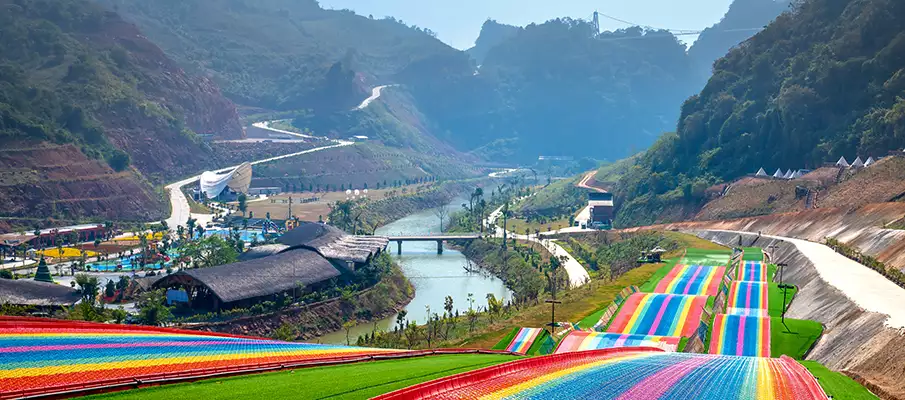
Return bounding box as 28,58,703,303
693,230,905,400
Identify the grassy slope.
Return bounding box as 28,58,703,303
741,247,765,260
771,317,823,359
768,282,798,318
800,361,880,400
80,354,515,400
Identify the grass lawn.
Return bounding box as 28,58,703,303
742,247,764,261
771,317,823,359
799,361,879,400
448,262,665,349
79,354,516,400
639,259,680,292
768,282,798,318
502,216,572,236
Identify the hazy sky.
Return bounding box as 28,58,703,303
319,0,735,49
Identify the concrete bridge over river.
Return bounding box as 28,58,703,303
385,234,481,254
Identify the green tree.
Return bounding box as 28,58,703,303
34,258,54,283
74,274,99,304
238,193,248,217
136,289,173,326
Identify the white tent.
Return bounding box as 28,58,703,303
783,170,794,179
199,162,252,199
773,169,784,178
791,170,804,179
851,157,865,168
865,157,876,167
836,156,850,167
755,168,768,177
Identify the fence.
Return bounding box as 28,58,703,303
590,286,639,331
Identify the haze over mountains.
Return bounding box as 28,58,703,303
4,0,903,231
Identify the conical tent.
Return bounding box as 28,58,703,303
865,157,876,167
773,169,784,178
851,157,864,168
836,156,850,167
783,170,794,179
34,257,54,283
791,170,803,179
755,168,768,177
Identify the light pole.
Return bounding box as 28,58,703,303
777,262,793,332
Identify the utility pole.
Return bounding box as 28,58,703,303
288,196,293,220
777,262,793,332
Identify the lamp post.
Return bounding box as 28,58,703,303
777,262,793,332
545,299,562,335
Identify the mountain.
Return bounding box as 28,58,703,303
688,0,791,84
405,19,698,162
466,20,521,64
615,0,905,227
96,0,464,112
0,0,242,229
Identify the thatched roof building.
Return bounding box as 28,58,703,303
0,279,80,307
155,223,389,310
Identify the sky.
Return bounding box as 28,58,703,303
318,0,735,49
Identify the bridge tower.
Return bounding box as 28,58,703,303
592,11,600,35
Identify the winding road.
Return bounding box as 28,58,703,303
355,85,394,110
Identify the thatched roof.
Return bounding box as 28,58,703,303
238,244,290,261
154,248,340,304
0,279,80,306
279,222,388,263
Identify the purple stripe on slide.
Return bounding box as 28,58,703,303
615,354,714,400
647,295,673,336
0,341,250,353
681,265,704,294
736,316,746,356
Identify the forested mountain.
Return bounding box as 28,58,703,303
406,19,698,162
615,0,905,227
688,0,790,85
0,0,242,227
466,20,521,64
96,0,463,112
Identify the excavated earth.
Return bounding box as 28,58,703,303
693,230,905,400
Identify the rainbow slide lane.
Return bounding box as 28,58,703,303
709,314,771,357
0,318,409,398
504,328,543,355
555,331,681,353
653,264,726,296
726,280,769,316
737,260,767,282
375,348,829,400
606,293,708,338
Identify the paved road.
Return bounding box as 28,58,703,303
250,121,316,139
165,139,352,230
355,85,394,110
576,170,607,193
714,229,905,329
486,206,590,288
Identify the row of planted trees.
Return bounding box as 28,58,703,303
825,237,905,288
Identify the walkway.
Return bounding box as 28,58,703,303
485,206,590,288
355,85,395,110
714,230,905,329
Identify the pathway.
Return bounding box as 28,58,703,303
485,206,590,288
355,85,394,110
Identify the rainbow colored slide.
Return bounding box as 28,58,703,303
554,331,681,353
607,293,708,338
737,260,767,282
504,327,542,354
375,348,829,400
654,264,726,296
727,280,769,316
0,318,408,398
709,314,771,357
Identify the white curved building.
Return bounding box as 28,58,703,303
199,162,252,199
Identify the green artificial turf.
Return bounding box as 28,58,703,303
768,282,798,318
741,247,764,261
491,327,519,350
799,361,879,400
578,306,608,330
78,354,517,400
771,317,823,359
682,248,733,265
639,260,679,292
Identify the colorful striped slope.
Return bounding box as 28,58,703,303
654,264,726,296
554,331,681,354
727,281,769,316
607,293,707,338
709,314,771,357
737,260,767,282
0,318,408,398
376,349,829,400
504,327,543,355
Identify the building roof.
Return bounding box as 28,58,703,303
199,162,252,199
238,244,290,261
0,279,81,306
755,168,768,177
154,248,340,304
279,222,388,263
588,200,614,207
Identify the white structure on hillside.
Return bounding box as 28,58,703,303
755,168,768,177
836,156,850,167
851,157,865,168
865,157,876,167
773,168,784,178
199,162,252,199
783,170,794,179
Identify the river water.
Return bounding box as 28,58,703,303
315,198,512,344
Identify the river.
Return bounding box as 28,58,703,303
315,198,512,344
